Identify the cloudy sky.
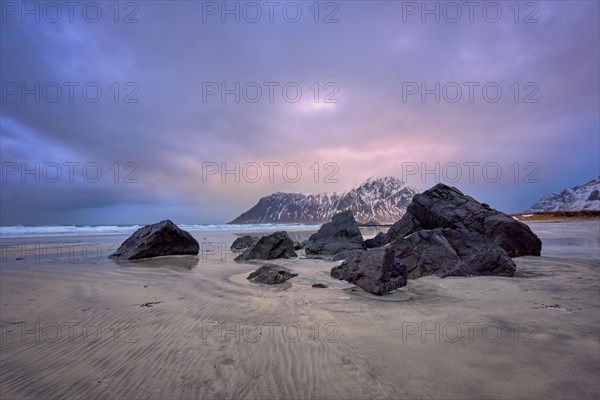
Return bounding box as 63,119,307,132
1,1,599,225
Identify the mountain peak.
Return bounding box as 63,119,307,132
358,176,406,187
230,176,419,224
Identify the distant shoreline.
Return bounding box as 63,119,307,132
511,210,600,221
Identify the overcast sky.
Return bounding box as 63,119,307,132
1,1,599,225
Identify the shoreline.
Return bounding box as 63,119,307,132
511,210,600,221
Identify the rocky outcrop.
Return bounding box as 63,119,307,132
304,211,365,256
391,228,516,278
235,231,297,261
109,220,199,260
384,184,542,257
231,235,259,251
331,247,407,295
247,265,298,284
329,185,531,295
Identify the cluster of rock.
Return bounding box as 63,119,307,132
110,222,301,285
109,184,543,295
228,231,300,284
324,184,542,295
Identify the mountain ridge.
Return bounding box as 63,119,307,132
527,176,600,212
229,176,419,224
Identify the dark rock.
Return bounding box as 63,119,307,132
384,184,542,257
231,235,259,251
293,241,304,250
312,283,328,288
331,249,364,261
247,265,298,284
364,232,386,248
109,220,199,260
391,228,516,278
331,247,407,295
304,211,365,256
235,231,297,261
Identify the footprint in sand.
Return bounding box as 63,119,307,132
218,357,235,366
213,357,235,379
341,357,357,370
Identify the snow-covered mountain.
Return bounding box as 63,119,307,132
527,176,600,212
229,176,419,224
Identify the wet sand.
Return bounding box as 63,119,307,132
1,221,599,399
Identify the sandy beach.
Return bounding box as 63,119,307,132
1,220,599,400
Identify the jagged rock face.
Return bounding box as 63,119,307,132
331,247,407,295
230,176,418,224
247,265,297,285
384,184,542,257
391,228,516,279
304,211,365,256
231,235,259,251
528,176,600,212
235,231,297,261
109,220,199,260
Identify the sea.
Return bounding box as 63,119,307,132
0,224,323,238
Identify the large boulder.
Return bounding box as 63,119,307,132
384,184,542,257
235,231,297,261
247,265,298,284
391,228,516,278
331,247,407,295
109,220,199,260
231,235,259,251
304,211,365,256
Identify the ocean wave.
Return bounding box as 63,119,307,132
0,223,322,238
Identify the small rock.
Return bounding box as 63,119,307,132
312,283,328,288
247,265,298,285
